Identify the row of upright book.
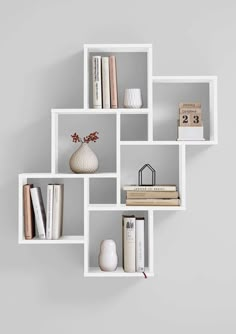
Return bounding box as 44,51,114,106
23,184,64,240
122,215,145,273
92,55,118,109
123,184,180,206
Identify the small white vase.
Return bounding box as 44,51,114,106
69,142,99,173
98,240,118,272
124,88,143,108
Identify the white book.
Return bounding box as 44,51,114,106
30,187,46,239
52,184,64,240
92,56,102,109
122,215,136,273
123,185,177,192
46,184,54,239
102,57,110,108
136,217,145,272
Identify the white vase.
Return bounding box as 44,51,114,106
124,88,143,108
69,142,99,173
98,240,118,271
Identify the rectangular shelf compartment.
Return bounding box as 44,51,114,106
89,178,117,205
19,175,84,243
85,210,153,277
152,76,217,143
120,114,148,141
120,144,185,209
84,44,152,110
54,113,116,174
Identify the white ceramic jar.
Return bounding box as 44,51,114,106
98,239,118,271
124,88,143,108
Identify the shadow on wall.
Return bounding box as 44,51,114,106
1,52,84,269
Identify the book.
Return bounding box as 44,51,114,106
122,215,135,272
46,184,54,240
123,185,177,192
127,191,179,199
136,217,145,272
126,198,180,206
102,57,110,108
23,184,35,240
30,187,46,239
52,184,64,240
109,56,118,108
92,56,102,108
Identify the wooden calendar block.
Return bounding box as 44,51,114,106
179,108,203,127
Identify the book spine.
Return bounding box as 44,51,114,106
179,103,201,108
92,56,102,108
127,191,179,199
102,57,110,108
122,215,136,272
126,198,180,206
46,185,54,239
123,186,177,192
52,184,64,240
30,188,46,239
23,184,35,240
136,218,145,272
109,56,118,108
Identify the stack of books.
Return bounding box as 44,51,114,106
23,184,64,240
122,215,145,273
123,185,180,206
92,55,118,109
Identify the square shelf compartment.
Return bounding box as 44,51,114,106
120,145,185,209
120,114,148,141
89,178,117,205
85,210,153,277
84,44,152,110
152,76,217,144
19,174,84,244
53,113,116,174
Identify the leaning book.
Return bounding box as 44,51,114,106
52,184,64,240
30,187,46,239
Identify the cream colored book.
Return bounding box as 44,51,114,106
126,198,180,206
102,57,110,108
136,217,145,272
92,56,102,108
52,184,64,240
127,191,179,199
46,184,54,240
123,185,177,192
122,215,135,273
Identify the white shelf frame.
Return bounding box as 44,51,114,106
19,44,218,278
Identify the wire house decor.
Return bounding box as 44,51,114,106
138,164,156,186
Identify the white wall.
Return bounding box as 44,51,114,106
1,0,235,333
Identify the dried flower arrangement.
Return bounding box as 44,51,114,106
71,131,99,144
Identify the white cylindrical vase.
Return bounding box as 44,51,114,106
124,88,143,108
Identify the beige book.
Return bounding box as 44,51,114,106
52,184,64,240
122,215,135,272
127,191,179,199
126,198,180,206
23,184,35,240
92,56,102,108
102,57,110,108
109,56,118,108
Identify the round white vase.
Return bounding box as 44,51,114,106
69,142,99,173
124,88,143,108
98,240,118,272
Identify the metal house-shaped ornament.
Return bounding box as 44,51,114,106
138,164,156,186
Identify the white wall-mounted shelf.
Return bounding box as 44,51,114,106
19,44,217,278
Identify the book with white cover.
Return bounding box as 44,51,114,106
122,215,136,273
46,184,54,239
92,56,102,108
136,217,145,272
30,187,46,239
102,57,110,108
123,185,177,192
52,184,64,240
